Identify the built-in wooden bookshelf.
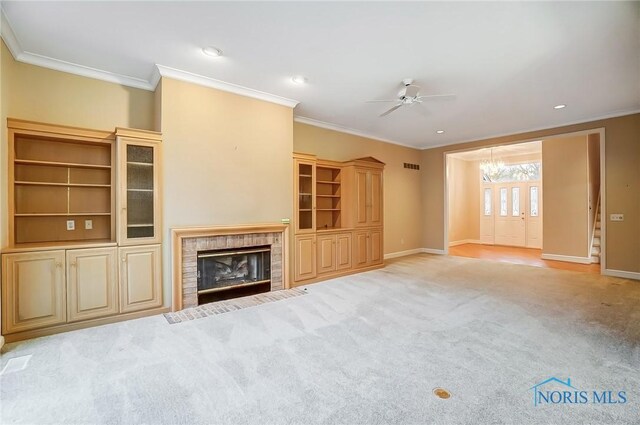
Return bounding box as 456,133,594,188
316,166,341,230
9,121,115,245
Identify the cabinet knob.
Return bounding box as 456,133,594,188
70,262,76,267
122,257,127,262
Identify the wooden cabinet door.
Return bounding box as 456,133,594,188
353,231,369,268
370,229,383,265
369,170,383,226
119,245,162,313
2,251,66,334
294,235,316,281
336,233,352,270
355,169,368,227
117,137,162,246
317,235,336,274
67,247,118,322
294,158,316,234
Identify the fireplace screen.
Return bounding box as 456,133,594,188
197,246,271,295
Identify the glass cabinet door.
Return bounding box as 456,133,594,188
295,160,315,233
118,138,161,245
127,145,154,238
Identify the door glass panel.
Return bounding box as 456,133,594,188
530,186,539,217
126,145,154,239
512,187,520,216
500,188,507,216
484,188,492,216
298,163,313,230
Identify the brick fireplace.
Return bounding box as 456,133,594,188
171,224,289,311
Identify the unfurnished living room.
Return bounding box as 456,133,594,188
0,2,638,424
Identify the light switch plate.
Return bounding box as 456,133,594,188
610,214,624,222
85,220,93,230
281,218,290,224
66,220,75,231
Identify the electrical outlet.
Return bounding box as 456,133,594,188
66,220,75,231
281,218,290,224
85,220,93,230
610,214,624,222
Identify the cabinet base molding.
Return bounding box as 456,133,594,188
3,306,170,343
291,263,384,287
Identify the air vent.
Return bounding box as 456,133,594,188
404,162,420,170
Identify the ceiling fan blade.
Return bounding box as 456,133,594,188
416,94,457,100
379,104,403,117
366,99,399,103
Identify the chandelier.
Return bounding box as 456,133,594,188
480,147,505,177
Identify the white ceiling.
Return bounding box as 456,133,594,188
449,141,542,161
2,1,639,149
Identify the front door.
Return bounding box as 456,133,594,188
494,183,526,246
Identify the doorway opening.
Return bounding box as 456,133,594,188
444,130,604,274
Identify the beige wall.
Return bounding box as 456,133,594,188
422,113,640,273
160,77,293,304
447,157,480,243
542,136,589,258
0,41,155,248
293,122,423,254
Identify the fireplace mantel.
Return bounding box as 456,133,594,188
171,223,289,311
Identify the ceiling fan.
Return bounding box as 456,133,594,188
366,78,455,117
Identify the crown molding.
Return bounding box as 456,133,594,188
155,65,298,108
1,9,155,90
1,7,298,107
1,8,21,58
421,108,640,151
293,116,418,149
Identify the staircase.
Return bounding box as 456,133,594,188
591,210,601,264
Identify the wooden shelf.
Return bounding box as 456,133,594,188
317,195,340,198
15,181,110,188
299,193,312,196
127,189,153,192
299,174,312,178
316,180,341,185
317,208,341,211
299,209,312,212
127,224,153,228
15,159,110,170
15,213,111,217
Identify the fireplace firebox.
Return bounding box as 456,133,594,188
197,246,271,303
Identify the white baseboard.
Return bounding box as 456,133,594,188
422,248,446,255
541,253,592,264
603,269,640,281
449,239,482,247
384,248,425,260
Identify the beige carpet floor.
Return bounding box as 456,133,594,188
1,254,638,424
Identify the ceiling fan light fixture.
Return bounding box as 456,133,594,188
202,46,223,58
553,104,566,109
291,75,308,85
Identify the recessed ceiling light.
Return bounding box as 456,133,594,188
553,104,566,109
291,75,308,85
436,130,445,134
202,46,222,57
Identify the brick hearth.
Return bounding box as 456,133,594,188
171,224,289,311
